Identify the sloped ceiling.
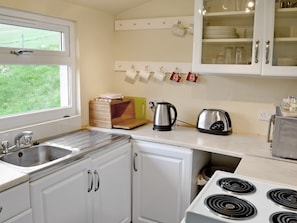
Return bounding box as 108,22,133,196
61,0,151,14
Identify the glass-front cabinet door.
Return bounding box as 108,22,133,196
192,0,297,77
262,0,297,76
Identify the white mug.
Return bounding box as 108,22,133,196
139,69,150,80
125,69,137,80
171,22,186,37
187,24,194,35
153,71,166,81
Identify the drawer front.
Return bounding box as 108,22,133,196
5,209,32,223
0,182,30,222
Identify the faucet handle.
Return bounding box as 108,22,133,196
24,135,32,145
1,141,9,154
14,130,33,149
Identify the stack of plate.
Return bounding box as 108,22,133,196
204,26,237,39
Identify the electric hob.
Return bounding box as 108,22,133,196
185,171,297,223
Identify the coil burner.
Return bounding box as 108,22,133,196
268,189,297,210
184,171,297,223
205,194,257,220
270,211,297,223
217,177,256,194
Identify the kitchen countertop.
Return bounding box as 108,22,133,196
0,123,296,192
91,124,273,158
236,155,297,187
0,129,129,192
91,123,297,188
0,163,28,192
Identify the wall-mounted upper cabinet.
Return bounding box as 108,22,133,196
192,0,297,77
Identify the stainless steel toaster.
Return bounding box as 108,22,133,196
197,109,232,135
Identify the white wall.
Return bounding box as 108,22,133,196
112,0,297,136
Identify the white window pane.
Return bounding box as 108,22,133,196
0,24,62,51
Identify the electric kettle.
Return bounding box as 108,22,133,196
152,102,177,131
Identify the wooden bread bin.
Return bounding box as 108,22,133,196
89,98,147,129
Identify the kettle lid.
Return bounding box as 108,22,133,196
157,102,171,105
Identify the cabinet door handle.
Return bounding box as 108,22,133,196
133,153,138,172
265,40,270,64
88,170,93,192
254,40,259,64
94,170,100,192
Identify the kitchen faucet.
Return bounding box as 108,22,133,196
1,130,33,154
14,131,33,149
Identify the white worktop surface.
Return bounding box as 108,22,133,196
91,124,297,188
0,163,29,192
1,123,296,192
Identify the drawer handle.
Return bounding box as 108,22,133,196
88,170,93,192
94,170,100,192
0,206,2,213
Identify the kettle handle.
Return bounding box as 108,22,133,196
170,104,177,127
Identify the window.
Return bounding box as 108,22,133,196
0,8,77,131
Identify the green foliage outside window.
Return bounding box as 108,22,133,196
0,65,60,116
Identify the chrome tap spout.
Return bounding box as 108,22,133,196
14,131,33,149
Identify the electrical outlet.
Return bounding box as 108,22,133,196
148,101,155,110
258,110,274,121
147,98,162,109
148,100,157,111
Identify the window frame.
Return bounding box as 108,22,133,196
0,7,78,131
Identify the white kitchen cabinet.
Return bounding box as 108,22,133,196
132,140,209,223
30,158,93,223
0,182,32,223
30,142,131,223
193,0,297,77
91,143,131,223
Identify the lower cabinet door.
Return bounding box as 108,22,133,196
92,143,132,223
30,158,92,223
132,140,193,223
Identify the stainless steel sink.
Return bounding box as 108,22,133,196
0,145,72,167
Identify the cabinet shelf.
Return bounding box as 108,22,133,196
204,10,255,18
275,37,297,42
276,7,297,17
203,38,253,43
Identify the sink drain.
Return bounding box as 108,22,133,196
18,152,23,158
